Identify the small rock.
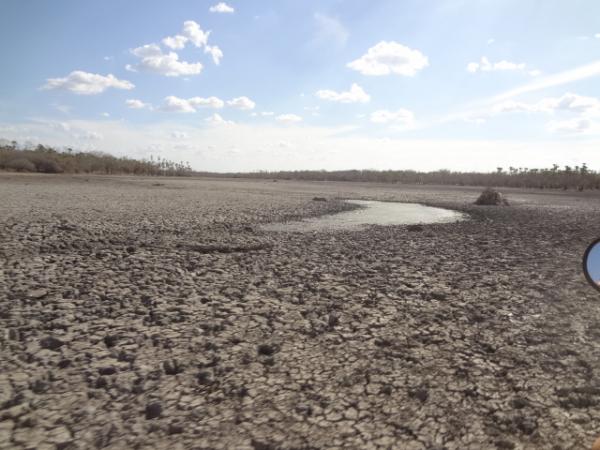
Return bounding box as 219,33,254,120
145,402,162,420
163,359,183,376
257,343,276,356
95,377,108,389
409,388,429,402
98,366,116,376
406,224,424,232
312,197,327,202
103,334,118,348
168,422,184,435
40,336,64,351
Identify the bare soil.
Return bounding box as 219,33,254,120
1,173,600,450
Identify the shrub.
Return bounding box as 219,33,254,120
32,157,63,173
475,187,509,206
5,157,36,172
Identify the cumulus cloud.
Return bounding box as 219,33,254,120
205,113,234,125
467,56,527,73
205,45,224,65
127,44,203,77
162,35,188,50
42,71,134,95
370,109,415,129
227,96,256,110
209,2,235,13
276,114,303,124
126,99,151,109
347,41,428,76
189,96,225,109
315,83,370,103
182,20,211,47
595,33,600,39
159,96,225,112
160,96,197,113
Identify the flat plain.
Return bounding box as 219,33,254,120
1,173,600,450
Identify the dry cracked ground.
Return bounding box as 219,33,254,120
1,173,600,450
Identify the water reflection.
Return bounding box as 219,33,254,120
264,200,465,232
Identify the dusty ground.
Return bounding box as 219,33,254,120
1,173,600,450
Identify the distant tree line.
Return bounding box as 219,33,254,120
210,165,600,190
0,141,192,176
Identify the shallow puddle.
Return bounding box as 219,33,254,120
264,200,466,232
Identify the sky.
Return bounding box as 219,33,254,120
1,0,600,172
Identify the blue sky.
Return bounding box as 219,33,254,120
1,0,600,171
587,243,600,284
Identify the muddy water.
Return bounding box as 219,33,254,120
264,200,466,232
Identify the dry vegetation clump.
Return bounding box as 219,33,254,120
0,141,192,176
475,187,509,206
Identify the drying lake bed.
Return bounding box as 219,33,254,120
1,173,600,450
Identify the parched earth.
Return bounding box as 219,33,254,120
1,173,600,450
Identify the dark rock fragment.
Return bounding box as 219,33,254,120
257,343,276,356
145,402,162,420
163,359,183,375
312,197,327,202
409,388,429,402
95,377,108,389
103,334,118,348
40,336,65,351
98,366,116,376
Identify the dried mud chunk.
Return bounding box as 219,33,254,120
40,336,65,351
145,402,162,420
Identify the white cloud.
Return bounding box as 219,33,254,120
182,20,211,47
595,33,600,39
5,118,600,172
205,45,224,65
315,83,370,103
493,93,600,115
160,96,197,113
370,109,415,129
227,96,256,110
547,118,592,134
347,41,428,76
528,69,542,77
467,56,526,73
126,99,151,109
189,96,225,109
209,2,235,13
42,71,134,95
128,44,203,77
101,112,110,117
171,131,189,139
206,113,234,125
313,13,349,47
276,114,303,124
158,96,225,113
162,35,188,50
487,38,495,45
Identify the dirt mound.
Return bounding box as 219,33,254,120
475,187,509,205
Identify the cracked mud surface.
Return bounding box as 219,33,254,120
1,173,600,450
